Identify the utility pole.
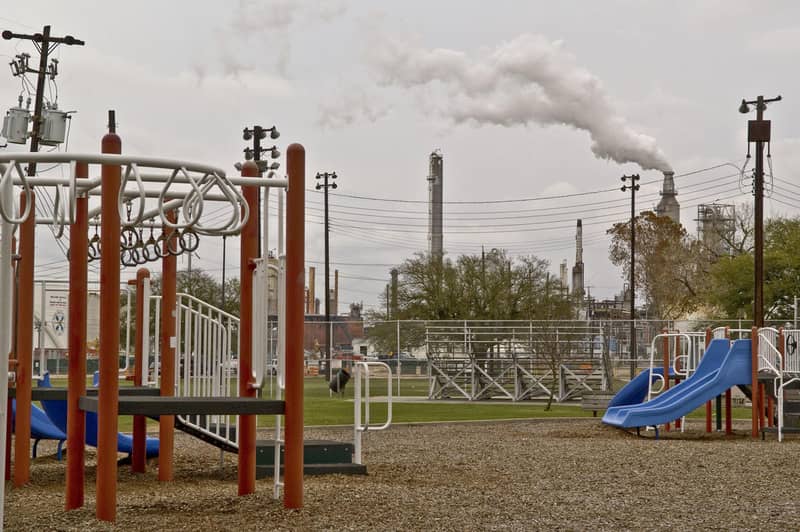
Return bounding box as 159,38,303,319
316,171,337,380
390,268,399,319
2,26,85,176
621,174,640,379
739,95,781,328
241,125,280,256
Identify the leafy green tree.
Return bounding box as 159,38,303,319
705,217,800,320
366,250,576,353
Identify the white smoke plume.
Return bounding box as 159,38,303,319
368,33,672,172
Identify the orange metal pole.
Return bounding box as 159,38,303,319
97,124,122,522
159,210,177,482
132,269,149,473
662,331,670,431
705,328,712,433
237,161,259,496
284,143,305,509
66,161,88,510
751,326,759,438
13,190,34,487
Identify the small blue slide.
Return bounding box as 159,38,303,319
10,400,67,460
603,339,752,429
37,373,159,458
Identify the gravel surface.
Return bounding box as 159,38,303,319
6,419,800,530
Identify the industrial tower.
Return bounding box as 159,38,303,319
427,150,444,260
655,171,680,224
696,203,736,258
571,220,584,298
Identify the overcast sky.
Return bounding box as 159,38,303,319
2,1,800,314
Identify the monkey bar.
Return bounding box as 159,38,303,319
0,140,306,522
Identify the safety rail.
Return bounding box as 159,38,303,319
647,333,697,401
148,292,241,449
758,328,787,441
758,328,782,375
353,361,393,465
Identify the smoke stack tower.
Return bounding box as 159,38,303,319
307,266,316,314
656,171,680,225
427,150,444,261
571,220,584,298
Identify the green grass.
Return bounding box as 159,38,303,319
34,375,756,432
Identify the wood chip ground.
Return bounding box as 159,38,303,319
6,419,800,530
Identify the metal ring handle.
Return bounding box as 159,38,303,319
179,228,199,253
118,163,146,227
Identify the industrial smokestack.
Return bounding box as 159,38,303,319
656,171,680,225
308,266,316,314
333,269,339,316
427,150,443,261
571,219,584,298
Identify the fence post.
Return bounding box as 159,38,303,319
396,320,401,396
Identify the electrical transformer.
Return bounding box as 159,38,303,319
40,107,68,146
1,107,30,144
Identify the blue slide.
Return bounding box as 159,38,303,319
37,373,159,458
10,400,67,460
603,339,751,429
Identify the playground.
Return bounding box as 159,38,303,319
6,418,800,530
0,41,792,532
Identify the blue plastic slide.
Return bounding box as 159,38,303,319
603,339,751,429
37,373,159,458
607,366,677,409
10,399,67,460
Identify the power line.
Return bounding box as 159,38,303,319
306,162,743,206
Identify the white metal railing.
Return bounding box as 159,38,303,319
758,328,781,375
149,292,241,449
647,333,700,401
177,293,240,448
353,361,393,465
758,328,786,441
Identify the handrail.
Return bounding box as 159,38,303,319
647,333,694,401
758,328,782,375
353,361,393,465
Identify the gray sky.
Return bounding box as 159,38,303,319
2,1,800,314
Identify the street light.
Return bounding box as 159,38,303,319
738,94,781,328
